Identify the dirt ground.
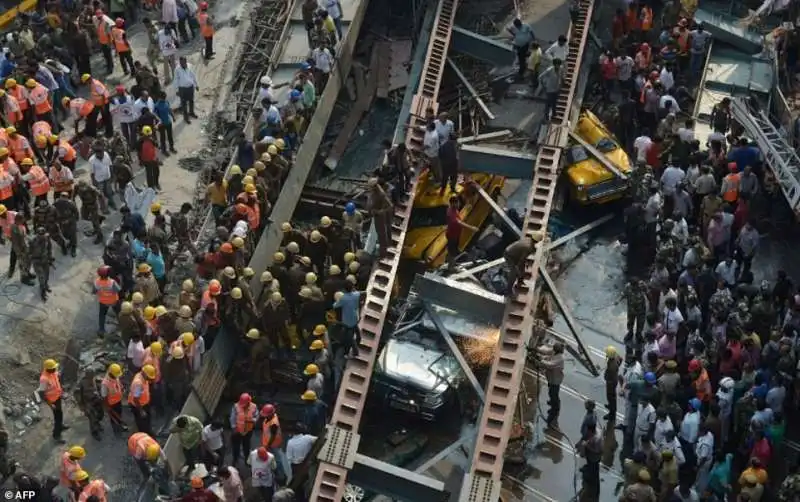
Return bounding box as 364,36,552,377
0,0,253,493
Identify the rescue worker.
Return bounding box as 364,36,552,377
94,10,115,73
53,192,79,257
7,127,34,164
49,135,78,171
366,177,393,256
197,2,215,60
260,403,291,483
128,364,157,435
33,200,66,255
135,263,161,306
49,160,75,198
322,265,346,303
75,471,108,502
179,280,199,313
138,125,160,190
74,180,105,244
0,89,23,127
20,159,49,207
300,390,327,435
30,227,54,301
503,233,543,294
59,446,85,494
342,201,363,249
538,342,565,429
128,431,162,478
62,97,96,137
604,346,622,420
38,358,68,443
6,212,34,285
111,18,136,76
4,80,30,135
110,85,138,147
230,393,259,464
26,79,56,129
118,301,146,345
74,373,105,440
93,265,121,336
174,306,195,340
163,344,190,406
101,363,128,433
307,230,328,275
261,291,292,353
169,414,205,472
81,74,114,138
33,121,54,164
201,279,223,347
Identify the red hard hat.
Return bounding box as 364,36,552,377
238,393,251,405
115,85,125,94
257,447,268,460
199,1,208,9
115,17,124,27
688,359,701,372
261,404,275,417
97,265,111,277
95,9,103,17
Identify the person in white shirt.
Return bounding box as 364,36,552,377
110,86,138,147
633,395,656,448
312,44,334,89
717,378,734,444
659,94,681,114
127,334,145,372
174,56,199,123
678,119,695,142
258,75,275,105
662,298,684,335
671,216,689,246
88,146,116,211
615,55,634,87
659,65,675,91
715,256,737,287
544,35,568,68
423,122,441,179
653,409,674,449
660,164,685,196
286,426,317,478
679,399,701,451
158,25,179,82
434,112,454,146
134,91,155,118
323,0,344,39
248,447,277,500
218,466,244,502
644,188,662,224
658,429,686,466
634,134,653,163
201,421,224,467
694,423,715,493
620,354,643,428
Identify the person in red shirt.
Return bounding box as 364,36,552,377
136,125,161,190
645,136,663,173
181,477,217,502
445,195,478,268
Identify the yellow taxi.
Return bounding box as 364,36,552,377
564,110,632,204
402,170,505,268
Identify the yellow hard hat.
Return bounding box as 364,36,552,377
25,78,37,88
299,256,311,267
299,286,312,299
301,390,317,401
530,230,546,242
246,328,260,339
605,346,617,358
0,204,5,215
181,333,195,346
154,305,168,317
150,342,163,356
305,272,317,285
223,266,236,279
253,160,266,171
43,359,58,370
242,267,255,278
232,236,245,248
137,263,152,274
68,446,86,459
35,135,47,147
4,78,16,88
273,251,285,263
348,261,360,273
80,74,91,83
0,89,5,97
145,443,161,461
275,138,285,150
73,470,89,482
108,363,123,377
304,364,319,376
286,242,300,254
638,469,651,482
20,157,33,166
131,292,144,304
320,216,332,228
260,271,273,283
281,222,292,232
120,301,133,314
143,306,156,320
271,291,282,302
344,252,355,264
150,202,161,213
5,126,16,135
334,291,344,302
141,126,153,136
267,144,278,156
310,340,324,350
329,264,341,276
49,134,59,144
245,168,258,178
310,230,322,243
142,364,157,379
178,305,192,318
346,274,357,284
245,183,257,194
61,97,71,107
171,345,185,359
229,165,242,176
231,287,243,299
313,324,327,336
182,279,194,292
242,175,254,185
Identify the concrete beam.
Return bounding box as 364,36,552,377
457,130,512,144
413,273,506,325
350,454,449,502
422,302,486,403
476,186,523,236
459,144,536,178
446,57,495,120
547,213,614,251
415,436,473,474
451,25,515,66
448,258,505,281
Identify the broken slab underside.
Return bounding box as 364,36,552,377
459,143,537,178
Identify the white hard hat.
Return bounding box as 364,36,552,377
719,377,735,390
260,76,272,86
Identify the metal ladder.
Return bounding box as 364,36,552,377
308,0,458,499
458,0,596,499
731,97,800,212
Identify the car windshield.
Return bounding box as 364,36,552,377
410,205,447,229
595,137,617,153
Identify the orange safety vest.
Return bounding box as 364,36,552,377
261,414,284,448
111,26,129,53
58,140,77,162
127,372,151,406
9,85,28,111
27,165,50,196
90,79,110,107
722,173,740,202
59,452,81,487
0,171,14,201
94,277,119,305
640,6,653,31
2,158,19,177
0,212,16,236
201,290,220,326
28,83,52,114
198,12,214,38
234,402,257,433
39,370,63,404
32,120,52,141
78,479,107,502
693,369,712,401
127,432,158,459
96,20,111,45
142,347,161,382
9,135,32,163
245,204,259,230
2,95,22,125
50,166,74,192
101,375,123,405
70,98,95,118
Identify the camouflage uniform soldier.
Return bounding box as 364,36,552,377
74,181,105,244
8,214,34,285
73,374,105,440
29,227,54,301
624,278,648,342
33,200,67,255
108,132,132,164
53,193,80,257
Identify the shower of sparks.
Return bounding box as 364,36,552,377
459,326,501,367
